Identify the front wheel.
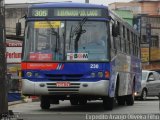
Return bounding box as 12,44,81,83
40,96,50,110
70,99,79,105
79,98,87,105
103,96,114,110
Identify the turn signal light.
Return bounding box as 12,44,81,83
105,71,110,78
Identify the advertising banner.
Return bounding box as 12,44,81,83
150,48,160,61
141,47,149,63
6,40,22,63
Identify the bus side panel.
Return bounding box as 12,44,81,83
109,53,137,97
109,56,117,97
131,57,142,93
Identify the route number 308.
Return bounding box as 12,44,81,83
90,64,99,69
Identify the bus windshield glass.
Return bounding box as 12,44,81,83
23,20,109,62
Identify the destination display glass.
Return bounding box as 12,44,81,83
29,8,107,18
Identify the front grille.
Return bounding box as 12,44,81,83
45,74,83,81
46,83,80,94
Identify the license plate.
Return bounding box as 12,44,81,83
56,82,70,87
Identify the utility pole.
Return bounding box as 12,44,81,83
0,0,8,118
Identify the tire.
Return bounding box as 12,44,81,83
79,98,87,105
126,94,134,106
70,99,79,105
103,96,114,110
140,89,147,101
125,79,135,106
40,96,50,110
117,96,125,105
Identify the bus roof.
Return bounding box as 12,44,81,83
29,2,107,9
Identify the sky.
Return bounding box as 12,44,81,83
5,0,132,5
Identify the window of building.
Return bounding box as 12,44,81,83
151,35,159,48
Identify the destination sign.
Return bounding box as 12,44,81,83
30,8,104,17
54,8,101,17
32,9,48,17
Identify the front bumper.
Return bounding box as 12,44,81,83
22,79,110,96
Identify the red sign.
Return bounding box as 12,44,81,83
6,40,22,63
21,62,59,70
56,82,70,87
29,53,53,61
6,42,22,47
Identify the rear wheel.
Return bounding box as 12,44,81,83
117,96,125,105
103,96,114,110
40,96,50,110
126,79,135,106
126,94,134,106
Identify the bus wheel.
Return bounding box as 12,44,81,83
126,94,134,106
70,98,79,105
103,96,114,110
79,98,87,105
117,96,125,105
40,96,50,109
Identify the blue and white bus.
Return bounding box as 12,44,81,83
17,2,141,110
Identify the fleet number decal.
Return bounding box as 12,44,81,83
90,64,99,69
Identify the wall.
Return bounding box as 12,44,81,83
113,10,133,25
141,2,159,15
5,4,28,36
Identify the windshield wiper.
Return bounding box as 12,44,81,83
69,25,73,50
70,17,87,52
47,21,60,56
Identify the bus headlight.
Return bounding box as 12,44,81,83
26,72,32,77
98,72,103,78
91,72,96,78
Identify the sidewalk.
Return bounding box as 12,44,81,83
8,97,39,106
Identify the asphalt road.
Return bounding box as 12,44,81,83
8,97,160,120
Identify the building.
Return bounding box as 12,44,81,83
109,0,160,15
109,0,160,70
5,3,28,39
5,3,28,102
113,10,134,26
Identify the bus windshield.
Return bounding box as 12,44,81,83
23,20,109,62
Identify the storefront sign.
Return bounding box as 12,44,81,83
6,40,22,63
141,47,149,63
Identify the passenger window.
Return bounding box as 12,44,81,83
153,72,160,80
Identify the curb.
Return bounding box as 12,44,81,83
8,100,24,106
23,97,40,102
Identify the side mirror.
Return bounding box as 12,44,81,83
16,22,21,36
112,24,119,37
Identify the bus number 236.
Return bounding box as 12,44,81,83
90,64,99,69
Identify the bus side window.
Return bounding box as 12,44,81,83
127,29,130,54
130,32,133,55
110,22,116,58
122,25,126,53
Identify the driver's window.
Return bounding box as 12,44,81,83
148,73,154,81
